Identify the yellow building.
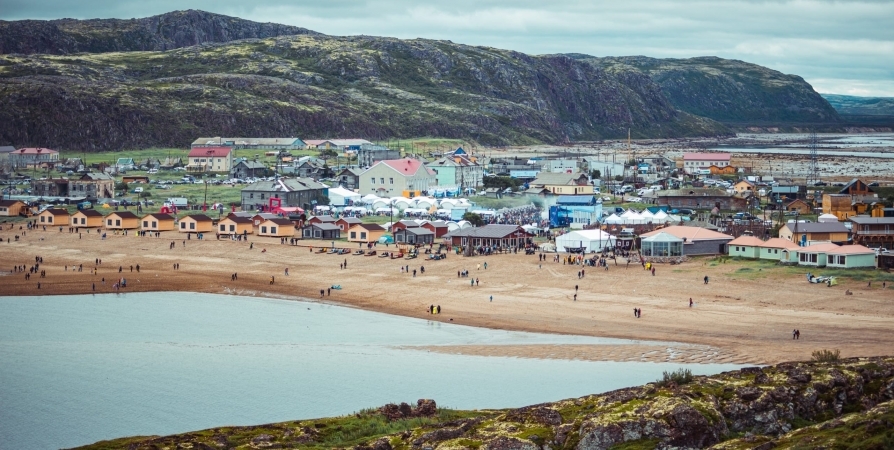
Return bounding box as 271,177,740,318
529,172,594,195
347,223,387,243
0,200,26,217
258,218,296,237
178,214,214,233
37,208,70,226
217,217,253,236
780,221,850,246
732,180,755,195
105,212,140,230
70,209,104,228
141,213,176,232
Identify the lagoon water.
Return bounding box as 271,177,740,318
0,293,742,449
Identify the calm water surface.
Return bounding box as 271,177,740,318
0,293,742,449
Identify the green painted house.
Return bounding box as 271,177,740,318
727,235,763,258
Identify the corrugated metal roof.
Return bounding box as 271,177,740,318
782,222,848,233
445,224,529,239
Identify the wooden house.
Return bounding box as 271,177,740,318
217,216,253,235
258,218,296,237
37,208,70,226
780,222,849,246
335,216,362,232
307,215,337,226
421,220,450,238
785,199,811,214
393,226,435,245
347,223,386,243
142,213,176,232
708,165,737,175
0,200,26,217
104,211,140,230
70,209,103,228
301,223,341,239
178,214,214,233
251,213,279,227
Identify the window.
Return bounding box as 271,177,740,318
380,178,384,184
115,220,121,226
250,193,254,199
389,178,394,184
189,222,195,230
180,222,186,229
229,225,235,232
371,177,375,184
220,225,226,231
361,232,367,239
48,216,53,223
144,221,149,227
271,226,277,233
152,221,157,227
261,226,267,233
350,231,356,239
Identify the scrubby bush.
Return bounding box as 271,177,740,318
655,368,693,387
811,349,841,362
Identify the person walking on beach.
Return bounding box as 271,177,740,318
689,298,693,307
704,275,709,284
320,289,324,298
573,293,577,301
475,278,479,286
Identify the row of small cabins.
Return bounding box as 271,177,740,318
28,207,397,242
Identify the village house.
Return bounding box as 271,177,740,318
295,159,327,179
347,223,386,243
779,221,850,246
359,158,436,196
848,216,894,248
308,215,337,226
758,238,802,261
640,226,735,256
70,172,116,198
444,224,532,249
682,153,730,174
104,211,140,230
37,208,69,225
217,216,253,236
708,165,737,175
32,178,71,197
335,216,362,232
258,218,295,237
0,199,26,216
121,175,150,184
186,147,234,173
733,180,756,195
192,137,306,151
231,160,268,179
251,213,280,227
70,209,103,228
769,185,807,203
306,139,374,152
656,188,747,211
0,145,16,163
791,243,876,268
528,172,593,195
785,199,811,214
9,147,60,168
393,226,435,245
241,178,329,212
727,235,765,259
116,158,136,171
355,144,399,167
178,214,214,234
301,223,341,239
336,168,363,190
427,154,484,191
142,213,176,232
421,220,450,238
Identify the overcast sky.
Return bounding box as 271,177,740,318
3,0,893,96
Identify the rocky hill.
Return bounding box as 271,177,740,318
0,12,844,150
76,357,894,449
579,55,842,125
0,10,317,55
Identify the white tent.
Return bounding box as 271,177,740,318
603,213,624,224
361,194,380,204
555,230,617,253
818,213,839,223
446,221,461,232
328,186,362,206
652,210,669,221
457,220,472,229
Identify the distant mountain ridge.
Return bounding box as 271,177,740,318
0,11,848,150
0,10,318,55
822,94,894,116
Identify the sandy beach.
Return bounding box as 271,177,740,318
2,225,892,366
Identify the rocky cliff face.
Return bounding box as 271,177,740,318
0,10,317,55
0,34,728,150
77,357,894,450
581,56,841,125
0,11,841,150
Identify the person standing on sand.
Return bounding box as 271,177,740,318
792,329,797,340
704,275,709,284
320,289,324,298
270,276,275,284
689,298,693,307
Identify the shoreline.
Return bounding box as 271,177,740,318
2,229,894,365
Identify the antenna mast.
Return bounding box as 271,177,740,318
806,131,819,186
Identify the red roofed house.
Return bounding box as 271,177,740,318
186,147,233,173
9,147,60,168
358,158,436,197
682,153,731,175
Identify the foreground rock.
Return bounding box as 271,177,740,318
75,356,894,449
